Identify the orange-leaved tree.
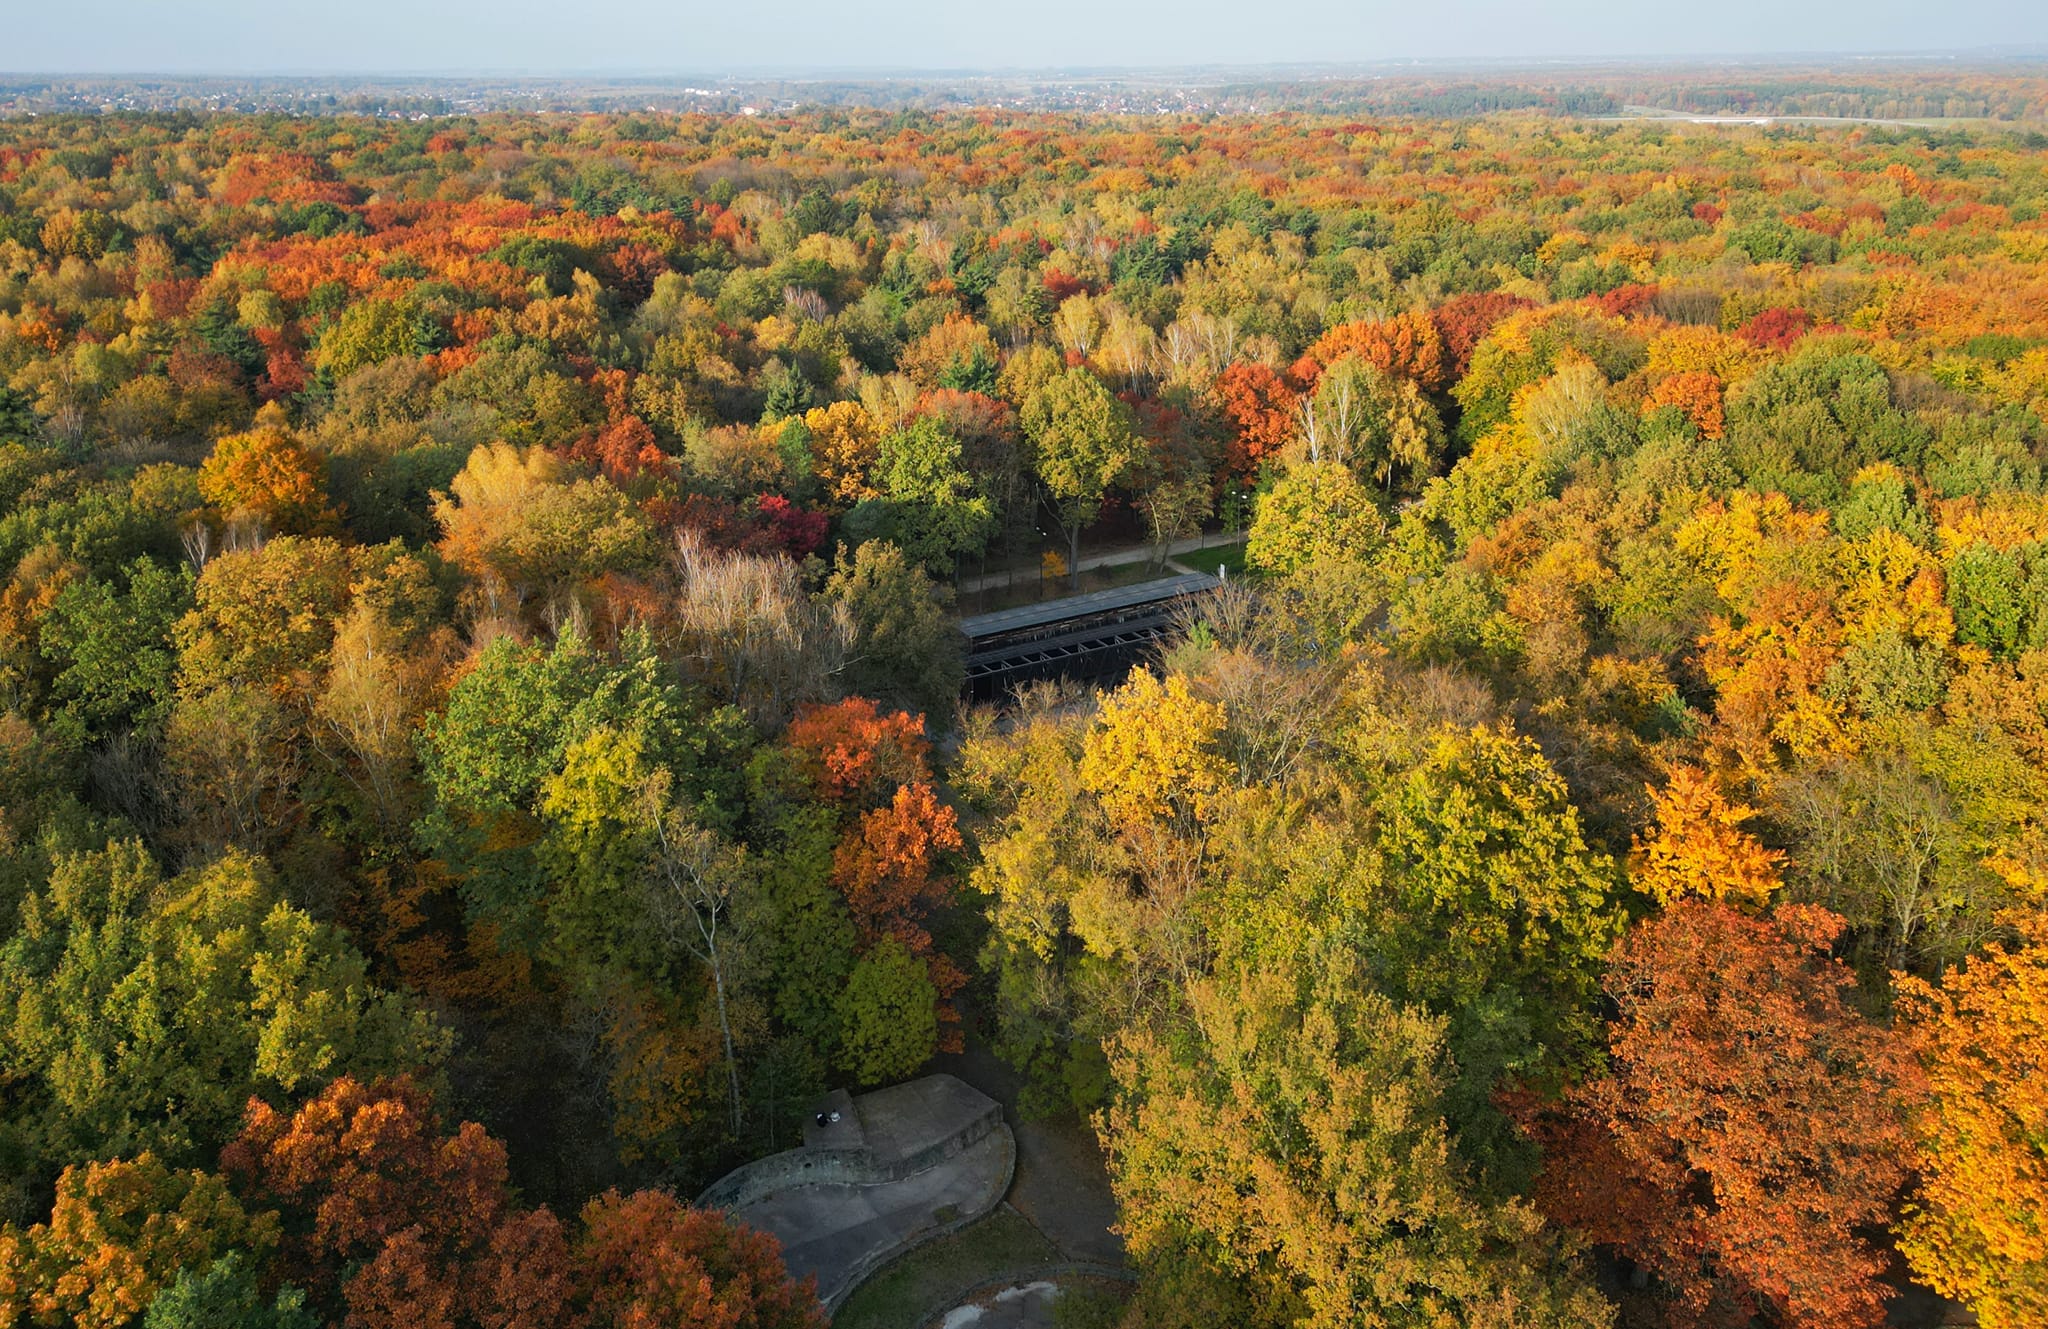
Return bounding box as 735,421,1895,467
1518,902,1923,1329
1644,370,1726,439
782,696,931,807
575,1188,824,1329
1294,309,1449,393
197,415,340,536
831,782,963,946
220,1075,570,1329
220,1075,820,1328
0,1154,277,1329
1212,361,1297,481
831,782,968,1053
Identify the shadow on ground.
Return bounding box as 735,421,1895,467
932,1033,1125,1268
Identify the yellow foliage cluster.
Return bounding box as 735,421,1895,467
1934,491,2048,554
1645,324,1764,387
1675,491,1832,604
1080,671,1231,832
802,399,883,503
1837,526,1955,654
1632,767,1785,908
1898,911,2048,1328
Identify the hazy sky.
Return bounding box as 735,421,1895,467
8,0,2047,74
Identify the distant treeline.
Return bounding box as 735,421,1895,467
1605,77,2048,121
1217,81,1624,116
5,65,2048,120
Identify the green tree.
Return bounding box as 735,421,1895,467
1947,542,2046,661
1724,350,1921,507
838,936,938,1087
758,358,815,421
534,725,676,982
144,1252,317,1329
314,297,439,383
0,386,41,445
38,557,192,743
855,416,996,572
1371,724,1620,1019
750,803,858,1106
1301,356,1444,496
1771,744,2012,979
823,540,964,723
1834,464,1932,545
1021,369,1142,586
1104,944,1612,1329
1245,460,1386,577
1369,724,1622,1172
1245,460,1393,647
421,626,738,822
0,841,446,1179
419,627,748,953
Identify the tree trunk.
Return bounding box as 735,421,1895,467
709,951,741,1136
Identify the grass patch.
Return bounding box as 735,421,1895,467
832,1207,1058,1329
1051,1281,1134,1328
1172,543,1248,577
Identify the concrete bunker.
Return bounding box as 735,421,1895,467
698,1074,1015,1309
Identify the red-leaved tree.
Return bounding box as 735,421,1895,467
781,697,932,807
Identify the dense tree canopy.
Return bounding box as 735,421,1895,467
0,95,2044,1329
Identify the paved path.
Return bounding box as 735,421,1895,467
956,531,1244,596
924,1268,1136,1329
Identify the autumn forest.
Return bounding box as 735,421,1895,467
0,87,2045,1329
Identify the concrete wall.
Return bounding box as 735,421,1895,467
877,1097,1003,1182
697,1145,874,1210
822,1129,1018,1312
698,1076,1006,1209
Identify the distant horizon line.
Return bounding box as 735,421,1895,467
7,47,2048,82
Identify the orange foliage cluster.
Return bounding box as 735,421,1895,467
782,700,969,1053
1295,309,1449,393
782,697,931,804
1520,903,1926,1329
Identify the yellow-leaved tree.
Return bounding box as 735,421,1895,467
1079,670,1230,832
803,399,882,504
1631,766,1785,909
1897,908,2048,1328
